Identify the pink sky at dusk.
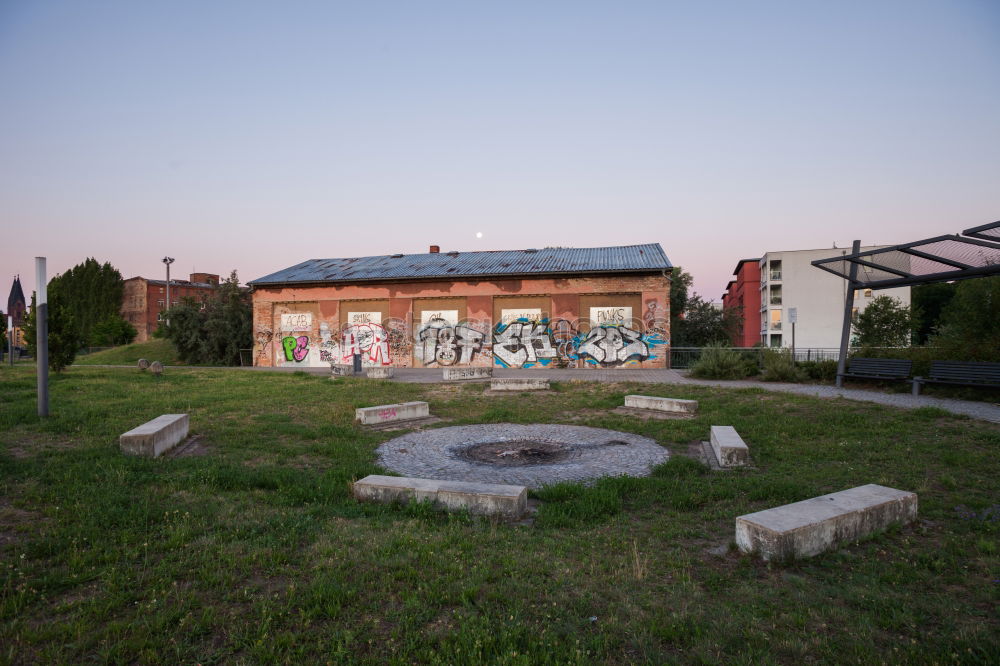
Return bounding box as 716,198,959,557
2,1,998,304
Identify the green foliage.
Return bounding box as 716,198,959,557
673,294,741,346
669,266,692,337
22,294,83,372
161,271,251,365
931,276,1000,362
89,315,138,346
911,282,957,344
852,295,914,347
0,311,6,350
46,258,125,345
760,348,806,382
689,343,754,379
798,359,838,381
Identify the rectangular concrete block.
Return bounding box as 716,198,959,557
330,364,354,376
365,367,394,379
353,474,527,518
736,484,918,561
355,401,430,425
443,366,493,380
710,425,749,467
624,395,698,414
490,377,550,391
120,414,189,458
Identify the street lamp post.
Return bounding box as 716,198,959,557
162,257,175,327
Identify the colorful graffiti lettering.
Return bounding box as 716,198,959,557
493,319,557,368
342,323,391,366
255,327,274,363
576,326,649,366
417,319,486,366
282,335,310,362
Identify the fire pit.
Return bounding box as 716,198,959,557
375,423,669,488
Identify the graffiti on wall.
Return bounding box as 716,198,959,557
417,318,486,366
491,317,667,368
282,335,310,362
342,323,391,366
255,327,274,363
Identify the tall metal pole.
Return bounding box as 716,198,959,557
36,257,49,416
835,241,861,388
162,257,174,327
7,315,12,367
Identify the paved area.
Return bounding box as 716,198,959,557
375,423,669,489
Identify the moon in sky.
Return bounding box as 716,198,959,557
476,232,483,238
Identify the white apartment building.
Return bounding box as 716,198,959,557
759,247,911,349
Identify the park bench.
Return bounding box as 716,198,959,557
838,357,912,384
911,361,1000,395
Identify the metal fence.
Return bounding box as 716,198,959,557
669,347,844,369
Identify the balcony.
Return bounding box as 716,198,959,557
769,271,782,280
770,297,782,305
770,321,782,330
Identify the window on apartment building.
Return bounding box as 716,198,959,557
770,310,782,330
769,286,782,305
159,287,164,294
770,334,782,347
157,300,164,308
769,260,782,280
851,306,859,320
864,289,873,298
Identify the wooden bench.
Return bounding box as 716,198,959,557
838,357,912,384
912,361,1000,395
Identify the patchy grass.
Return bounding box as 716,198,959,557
73,339,184,367
0,364,998,663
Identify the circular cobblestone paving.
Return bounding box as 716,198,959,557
375,423,669,488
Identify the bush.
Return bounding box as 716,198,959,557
760,349,806,382
90,315,138,346
798,359,838,381
689,344,755,379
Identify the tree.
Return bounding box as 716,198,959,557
90,316,138,346
911,282,957,344
669,266,692,337
47,258,127,345
931,275,1000,361
851,295,914,347
0,311,6,352
162,271,252,365
673,294,741,346
23,293,84,372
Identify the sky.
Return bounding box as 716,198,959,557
2,0,998,304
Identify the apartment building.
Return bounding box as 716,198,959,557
122,272,220,342
720,258,761,347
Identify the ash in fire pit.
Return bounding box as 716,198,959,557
457,440,573,466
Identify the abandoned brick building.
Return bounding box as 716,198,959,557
248,244,672,369
122,273,220,342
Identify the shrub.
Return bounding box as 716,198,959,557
760,349,806,382
689,344,751,379
798,359,838,381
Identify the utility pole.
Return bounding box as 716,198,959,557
835,241,861,388
36,257,48,416
162,256,174,327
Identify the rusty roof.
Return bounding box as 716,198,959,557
250,244,671,286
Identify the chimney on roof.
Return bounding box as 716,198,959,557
429,245,440,254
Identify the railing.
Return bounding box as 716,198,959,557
770,271,782,280
239,349,254,367
771,322,782,330
770,297,782,305
669,346,848,368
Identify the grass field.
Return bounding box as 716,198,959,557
1,365,997,664
73,339,184,367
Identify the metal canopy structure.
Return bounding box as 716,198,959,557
810,220,1000,387
812,220,1000,290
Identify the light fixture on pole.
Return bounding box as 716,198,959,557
162,257,175,327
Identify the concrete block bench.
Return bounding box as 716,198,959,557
490,377,550,391
330,364,355,377
356,401,430,425
353,474,527,518
444,367,492,381
710,426,749,467
624,395,698,415
735,484,917,561
120,414,189,458
366,367,394,379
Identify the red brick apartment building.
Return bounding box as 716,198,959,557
248,244,672,369
122,273,220,342
720,258,761,347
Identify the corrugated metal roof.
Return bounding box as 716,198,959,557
250,244,672,286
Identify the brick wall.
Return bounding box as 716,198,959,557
252,274,670,369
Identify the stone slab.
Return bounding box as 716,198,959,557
490,377,550,391
120,414,189,458
353,474,527,518
710,425,749,467
735,484,917,561
624,395,698,414
443,366,493,381
356,401,430,425
330,364,355,376
366,367,395,379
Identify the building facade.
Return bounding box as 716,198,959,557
249,244,672,369
122,273,220,342
6,276,27,348
720,258,761,347
755,247,910,349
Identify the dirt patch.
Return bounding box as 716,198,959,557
164,435,211,458
364,416,446,432
5,434,79,459
611,406,695,420
0,499,43,547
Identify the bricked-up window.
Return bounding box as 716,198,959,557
159,287,164,293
